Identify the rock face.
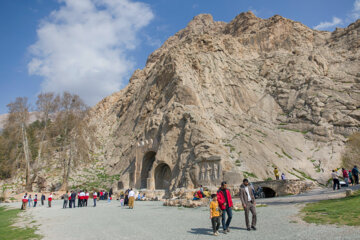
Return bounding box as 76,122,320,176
88,12,360,193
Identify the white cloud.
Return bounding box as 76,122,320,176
350,0,360,20
313,16,342,30
28,0,154,106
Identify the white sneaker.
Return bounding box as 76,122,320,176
214,232,218,236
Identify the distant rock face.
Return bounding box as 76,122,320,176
89,12,360,192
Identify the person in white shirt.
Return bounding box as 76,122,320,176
239,179,257,231
93,191,97,207
332,170,340,190
128,189,135,209
80,191,86,207
21,193,28,210
85,191,89,207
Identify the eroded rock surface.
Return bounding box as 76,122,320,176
36,12,355,194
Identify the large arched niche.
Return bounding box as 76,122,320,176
140,151,156,189
154,163,171,190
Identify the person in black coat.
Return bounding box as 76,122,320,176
41,193,45,206
70,191,77,208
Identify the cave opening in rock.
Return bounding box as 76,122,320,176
140,151,156,189
262,187,276,198
154,163,171,190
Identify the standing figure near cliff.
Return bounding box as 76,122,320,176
240,179,257,231
274,168,279,180
217,181,233,234
41,193,45,206
33,194,38,207
48,193,53,207
21,193,28,210
352,166,359,185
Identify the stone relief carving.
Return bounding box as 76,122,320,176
198,161,220,181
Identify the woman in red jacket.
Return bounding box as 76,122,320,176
217,181,233,234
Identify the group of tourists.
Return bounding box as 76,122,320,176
210,180,257,236
332,166,359,190
21,192,52,210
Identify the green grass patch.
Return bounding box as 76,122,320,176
302,191,360,226
0,206,41,239
292,168,316,181
282,149,293,159
288,171,305,180
243,171,258,179
255,129,267,137
224,144,235,152
295,147,303,152
235,160,241,167
264,177,273,181
278,127,308,134
275,152,283,158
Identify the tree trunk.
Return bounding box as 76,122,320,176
21,123,32,191
31,117,48,185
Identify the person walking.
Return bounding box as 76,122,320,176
342,168,349,187
71,191,76,208
28,194,32,208
48,193,53,207
240,179,257,231
100,191,103,200
332,170,340,190
352,166,359,185
274,168,280,180
80,190,85,207
209,194,221,236
33,194,38,207
68,191,72,208
93,191,97,207
217,181,233,234
63,191,69,209
85,191,89,207
41,193,45,206
349,170,354,186
77,191,82,207
128,188,135,209
21,193,28,210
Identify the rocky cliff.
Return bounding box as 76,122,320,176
82,12,360,192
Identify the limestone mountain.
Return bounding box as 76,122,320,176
87,12,360,192
4,12,359,194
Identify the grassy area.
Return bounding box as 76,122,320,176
292,168,316,181
0,206,41,240
243,171,258,179
302,191,360,226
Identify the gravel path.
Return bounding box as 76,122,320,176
4,195,360,240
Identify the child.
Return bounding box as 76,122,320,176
210,194,221,236
120,198,124,207
48,193,53,207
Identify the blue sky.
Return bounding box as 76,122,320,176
0,0,359,114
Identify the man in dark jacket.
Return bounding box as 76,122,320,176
240,179,257,231
352,166,359,184
217,181,233,234
70,191,77,208
41,193,45,206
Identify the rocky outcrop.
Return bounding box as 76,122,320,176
75,12,360,192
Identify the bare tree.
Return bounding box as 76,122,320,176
55,92,90,190
6,97,32,191
32,93,60,179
